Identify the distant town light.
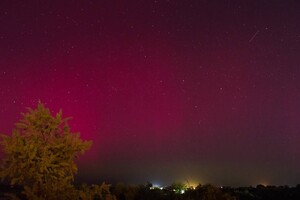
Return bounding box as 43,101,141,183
150,184,164,190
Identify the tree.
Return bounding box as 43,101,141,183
195,184,237,200
0,102,113,199
168,182,187,194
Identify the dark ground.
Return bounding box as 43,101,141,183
2,183,300,200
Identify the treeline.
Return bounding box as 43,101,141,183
109,182,300,200
110,182,236,200
225,184,300,200
2,183,300,199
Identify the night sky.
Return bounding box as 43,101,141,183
1,0,300,187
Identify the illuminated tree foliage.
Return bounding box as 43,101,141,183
0,102,115,200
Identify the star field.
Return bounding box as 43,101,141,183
0,0,300,186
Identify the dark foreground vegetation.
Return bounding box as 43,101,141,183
110,183,300,200
2,183,300,200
